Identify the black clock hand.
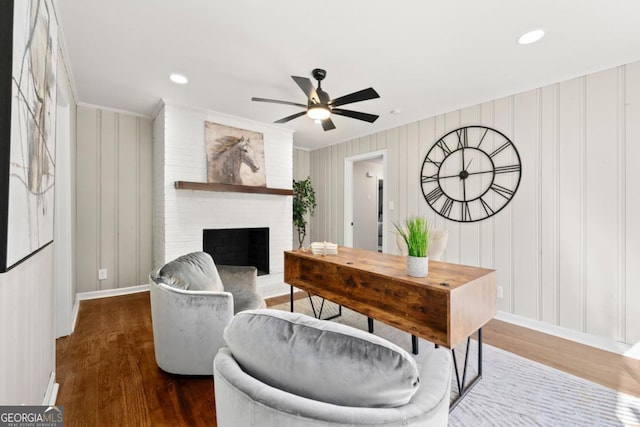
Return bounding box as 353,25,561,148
461,152,468,203
437,169,494,180
462,170,467,200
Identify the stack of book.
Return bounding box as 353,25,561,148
310,241,338,255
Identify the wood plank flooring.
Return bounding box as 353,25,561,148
482,318,640,398
56,291,640,426
56,292,217,426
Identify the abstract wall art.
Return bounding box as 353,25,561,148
0,0,58,272
204,121,266,187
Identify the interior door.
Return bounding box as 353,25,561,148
352,159,382,251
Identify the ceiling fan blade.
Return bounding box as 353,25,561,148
321,118,336,131
274,111,307,124
329,87,380,107
251,97,307,108
331,108,379,123
291,76,319,103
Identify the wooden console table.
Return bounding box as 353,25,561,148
284,246,497,410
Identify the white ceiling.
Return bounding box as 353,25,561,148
55,0,640,150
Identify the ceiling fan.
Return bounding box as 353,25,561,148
251,68,380,131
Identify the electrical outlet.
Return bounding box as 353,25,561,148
98,268,108,280
497,286,503,299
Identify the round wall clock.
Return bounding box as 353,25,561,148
420,126,521,223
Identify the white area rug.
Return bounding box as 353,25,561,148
273,297,640,427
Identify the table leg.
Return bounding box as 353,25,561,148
411,335,419,355
367,317,374,333
448,328,483,412
290,285,294,312
307,292,343,321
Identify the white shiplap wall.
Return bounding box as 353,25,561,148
308,61,640,345
75,106,153,293
153,103,294,297
0,248,55,404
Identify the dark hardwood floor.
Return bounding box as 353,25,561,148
56,291,640,426
56,292,217,426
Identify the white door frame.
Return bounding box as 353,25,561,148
54,76,74,338
344,150,387,251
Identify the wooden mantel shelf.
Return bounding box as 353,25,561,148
175,181,293,196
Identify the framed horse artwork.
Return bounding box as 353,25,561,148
204,121,267,187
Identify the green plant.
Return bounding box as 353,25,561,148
293,177,317,249
394,216,430,257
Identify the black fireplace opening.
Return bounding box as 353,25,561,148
203,228,269,276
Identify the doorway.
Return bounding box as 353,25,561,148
344,150,387,252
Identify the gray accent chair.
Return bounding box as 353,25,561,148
149,251,266,375
214,309,452,426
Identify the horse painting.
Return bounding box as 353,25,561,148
206,135,265,186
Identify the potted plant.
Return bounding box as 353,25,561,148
394,216,430,277
293,177,317,250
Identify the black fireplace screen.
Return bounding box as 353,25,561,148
203,227,269,276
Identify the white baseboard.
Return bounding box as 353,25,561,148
495,311,637,360
42,372,58,406
76,284,150,301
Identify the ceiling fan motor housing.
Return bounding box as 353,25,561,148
312,68,327,81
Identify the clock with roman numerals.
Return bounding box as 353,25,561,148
420,126,521,222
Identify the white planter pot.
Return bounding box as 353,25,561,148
407,255,428,277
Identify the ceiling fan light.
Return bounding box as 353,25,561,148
307,105,331,120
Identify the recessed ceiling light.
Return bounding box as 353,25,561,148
390,108,402,115
518,29,545,45
169,73,188,84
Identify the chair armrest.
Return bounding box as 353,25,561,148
214,347,451,426
149,278,235,375
406,347,452,419
218,265,258,295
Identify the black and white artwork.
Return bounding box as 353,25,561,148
0,0,58,272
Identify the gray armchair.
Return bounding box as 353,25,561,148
149,251,266,375
214,309,452,426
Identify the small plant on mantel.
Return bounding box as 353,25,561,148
293,177,317,250
394,216,430,257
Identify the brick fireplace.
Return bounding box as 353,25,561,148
152,102,294,297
